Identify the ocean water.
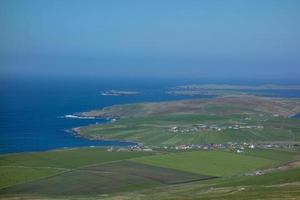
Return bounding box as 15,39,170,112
1,77,299,154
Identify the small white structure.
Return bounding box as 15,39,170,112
255,171,263,176
143,148,153,152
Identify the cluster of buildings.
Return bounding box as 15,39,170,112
168,123,264,134
105,142,295,154
172,143,224,150
226,142,256,153
107,145,153,152
169,142,257,152
256,143,296,150
165,141,295,153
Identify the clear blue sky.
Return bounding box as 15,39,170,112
0,0,299,80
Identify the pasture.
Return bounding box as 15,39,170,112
0,148,151,168
133,150,280,176
106,165,300,200
0,148,299,199
0,160,213,196
0,148,152,189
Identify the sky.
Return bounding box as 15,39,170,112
0,0,300,80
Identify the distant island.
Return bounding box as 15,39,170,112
101,90,140,96
174,84,300,90
168,84,300,96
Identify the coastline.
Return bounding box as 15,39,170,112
70,126,139,146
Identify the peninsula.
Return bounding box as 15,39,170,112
75,95,300,146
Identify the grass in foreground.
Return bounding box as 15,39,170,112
99,167,300,200
0,148,299,199
216,167,300,187
0,161,213,196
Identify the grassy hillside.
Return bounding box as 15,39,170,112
78,113,300,146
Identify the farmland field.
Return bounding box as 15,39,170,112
133,150,280,176
0,148,151,169
1,147,298,199
0,166,63,189
0,148,152,189
78,113,300,146
0,161,213,196
102,167,300,200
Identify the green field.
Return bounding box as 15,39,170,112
133,150,279,176
243,148,299,162
1,148,298,199
103,168,300,200
84,161,212,184
0,161,212,196
125,164,300,200
217,167,300,187
78,113,300,146
0,166,62,189
0,148,151,189
0,148,151,169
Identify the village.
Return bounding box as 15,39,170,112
168,123,264,134
104,141,297,155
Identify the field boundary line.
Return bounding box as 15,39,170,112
0,152,154,191
0,165,69,171
0,168,70,191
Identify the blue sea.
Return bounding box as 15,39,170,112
1,77,300,154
